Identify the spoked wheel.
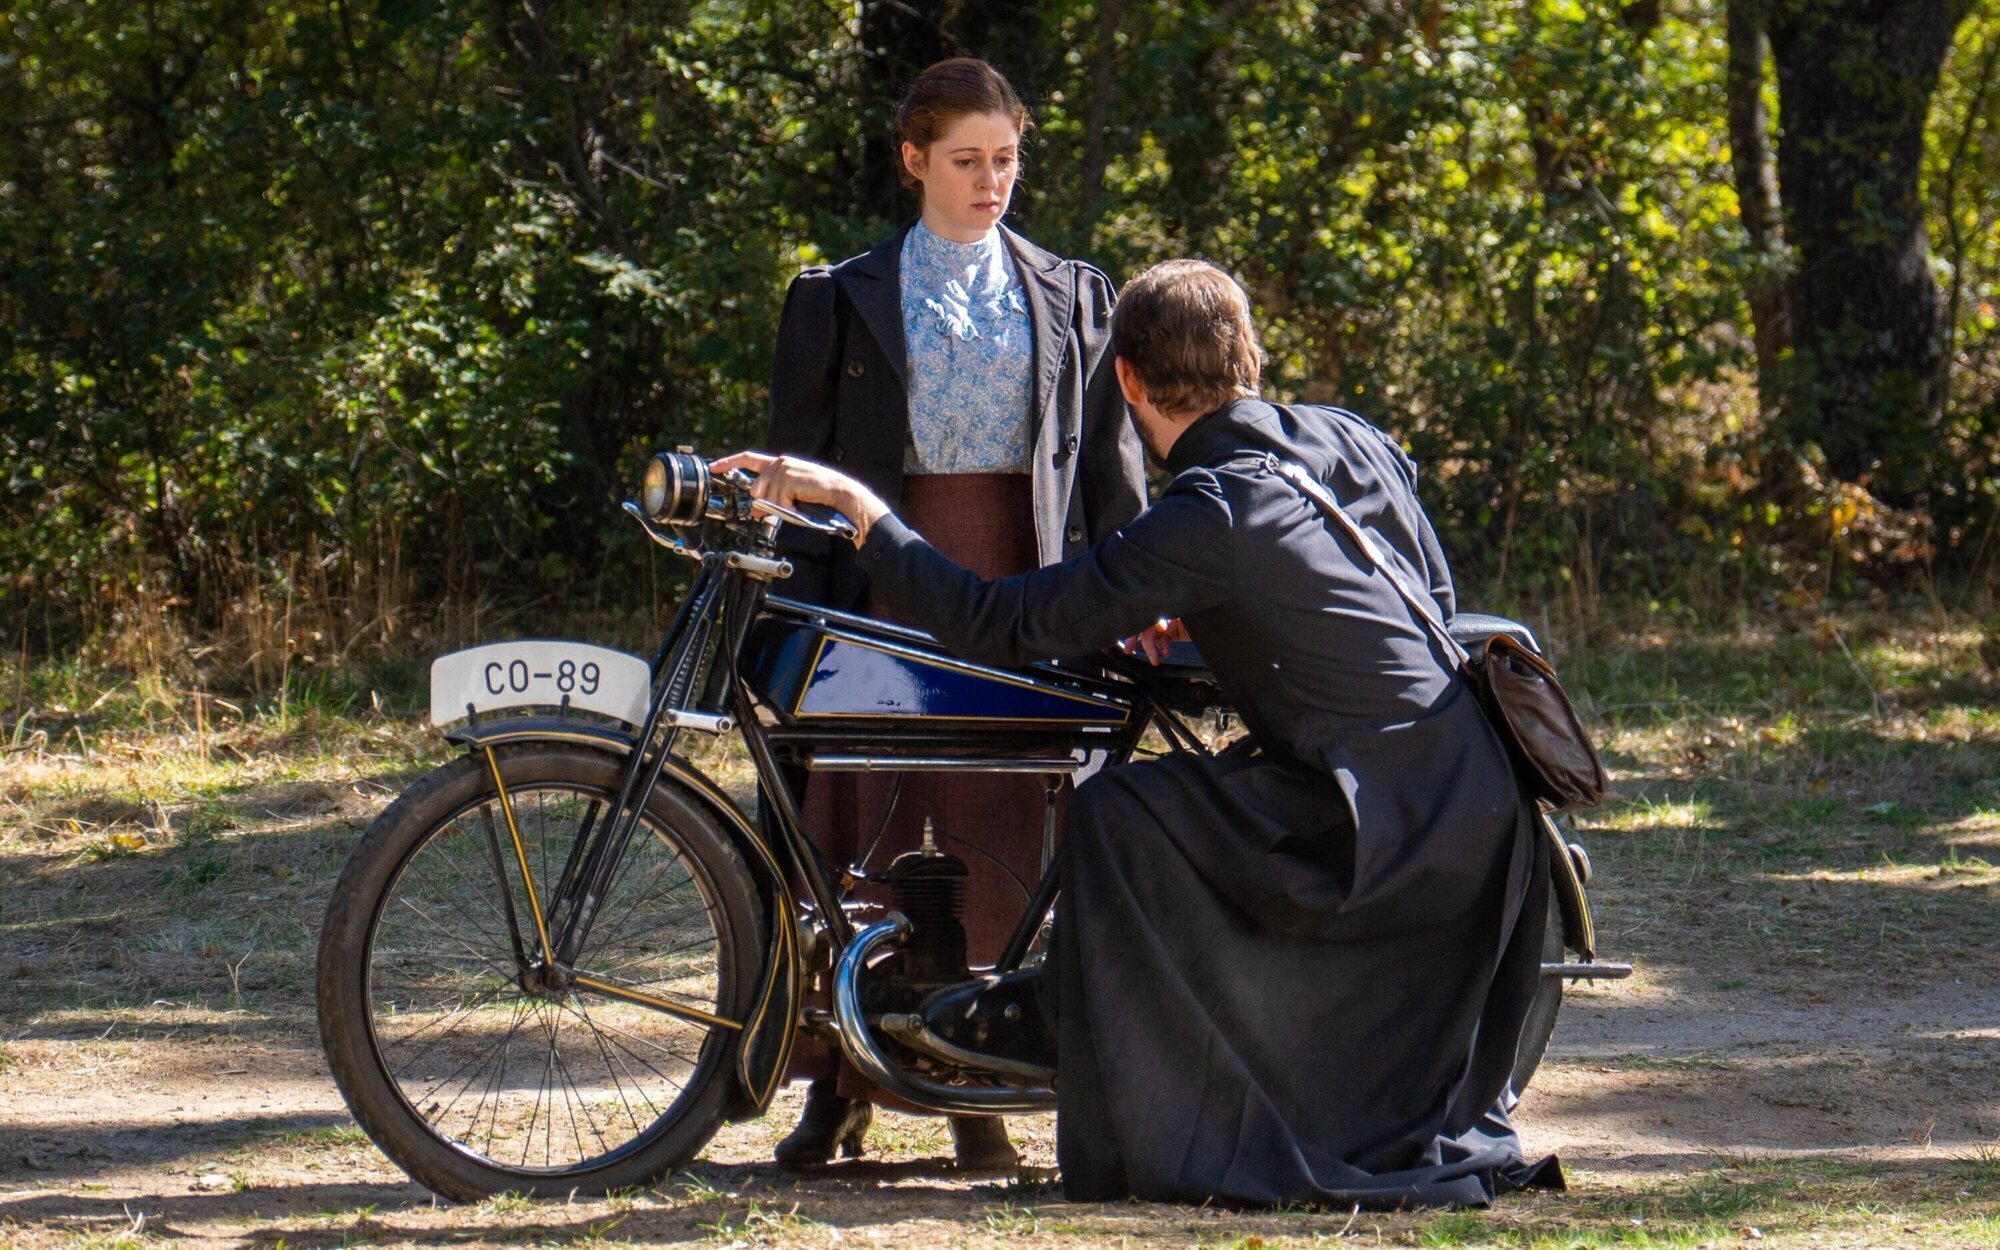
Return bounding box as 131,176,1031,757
1508,888,1566,1098
317,744,763,1199
1510,813,1581,1098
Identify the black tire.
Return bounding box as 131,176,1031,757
317,744,763,1200
1509,888,1565,1098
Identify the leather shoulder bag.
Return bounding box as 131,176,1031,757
1269,458,1609,813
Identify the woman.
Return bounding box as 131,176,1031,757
763,58,1146,1170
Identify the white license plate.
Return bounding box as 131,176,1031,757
429,640,652,728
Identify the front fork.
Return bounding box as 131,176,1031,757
476,556,758,999
479,746,557,978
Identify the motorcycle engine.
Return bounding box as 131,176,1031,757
862,819,1060,1075
881,821,970,985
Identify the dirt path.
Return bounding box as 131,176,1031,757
4,881,1995,1248
6,969,1997,1182
1535,969,2000,1168
4,682,1998,1246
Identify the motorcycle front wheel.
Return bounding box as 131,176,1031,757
316,744,763,1200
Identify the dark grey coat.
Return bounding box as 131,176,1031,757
857,399,1557,1208
765,223,1146,609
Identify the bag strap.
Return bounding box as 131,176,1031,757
1267,458,1470,668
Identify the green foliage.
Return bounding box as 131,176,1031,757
3,0,1998,667
1032,0,1753,603
0,0,837,653
1929,7,2000,548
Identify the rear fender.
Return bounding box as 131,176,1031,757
1446,616,1596,957
443,716,802,1118
1539,812,1596,960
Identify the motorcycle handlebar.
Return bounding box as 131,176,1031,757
635,451,856,540
746,492,858,540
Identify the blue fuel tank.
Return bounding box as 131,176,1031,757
742,599,1132,727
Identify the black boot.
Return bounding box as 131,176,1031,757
774,1078,872,1170
948,1116,1020,1171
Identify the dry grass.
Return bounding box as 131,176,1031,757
1,611,1997,1247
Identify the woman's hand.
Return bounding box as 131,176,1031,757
1119,617,1188,666
709,451,892,546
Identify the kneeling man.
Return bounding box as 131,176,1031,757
718,260,1559,1208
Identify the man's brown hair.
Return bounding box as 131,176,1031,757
1109,260,1262,417
894,59,1031,191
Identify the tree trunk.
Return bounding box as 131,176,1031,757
1077,0,1131,235
1937,36,2000,426
1150,0,1253,248
1765,0,1969,507
1725,0,1790,421
949,0,1043,102
853,0,951,225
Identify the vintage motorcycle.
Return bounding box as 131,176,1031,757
315,451,1628,1200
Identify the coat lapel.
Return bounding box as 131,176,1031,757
839,225,911,388
1004,226,1074,444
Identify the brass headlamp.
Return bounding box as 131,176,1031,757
639,451,715,527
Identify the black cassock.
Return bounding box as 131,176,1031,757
855,398,1560,1208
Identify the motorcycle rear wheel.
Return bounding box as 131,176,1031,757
1509,889,1565,1097
316,744,763,1199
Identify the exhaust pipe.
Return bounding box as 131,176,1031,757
830,914,1057,1113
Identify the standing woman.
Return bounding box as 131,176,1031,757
764,58,1146,1169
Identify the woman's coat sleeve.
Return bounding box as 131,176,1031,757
1076,267,1146,543
765,270,842,602
767,269,841,455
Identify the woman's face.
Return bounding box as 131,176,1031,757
903,110,1021,242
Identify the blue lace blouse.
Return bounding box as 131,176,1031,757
899,222,1036,475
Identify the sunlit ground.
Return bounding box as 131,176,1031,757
2,613,1997,1247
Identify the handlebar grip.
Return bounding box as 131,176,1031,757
750,496,858,540
794,501,859,539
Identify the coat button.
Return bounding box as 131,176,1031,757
831,444,846,463
1066,525,1084,544
1064,433,1079,453
846,360,865,378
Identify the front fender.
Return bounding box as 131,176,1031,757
443,716,802,1119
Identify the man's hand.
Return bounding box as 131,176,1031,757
1119,617,1188,666
709,451,892,546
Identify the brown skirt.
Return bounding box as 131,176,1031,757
788,472,1067,1094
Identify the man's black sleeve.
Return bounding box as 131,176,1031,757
855,469,1236,669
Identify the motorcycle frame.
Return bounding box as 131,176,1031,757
460,526,1199,1117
